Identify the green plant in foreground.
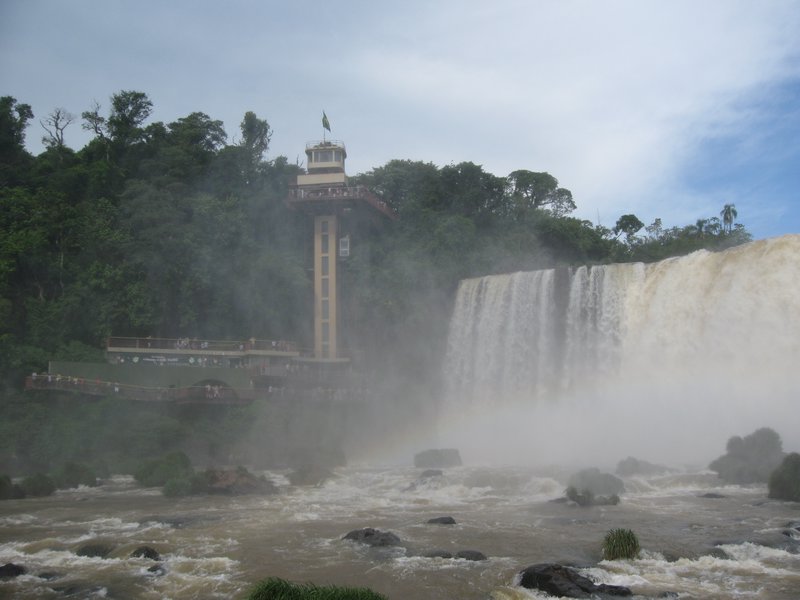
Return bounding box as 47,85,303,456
602,528,641,560
246,577,388,600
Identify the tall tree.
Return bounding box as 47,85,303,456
0,96,34,185
239,112,271,166
720,203,738,234
506,170,576,217
40,108,75,151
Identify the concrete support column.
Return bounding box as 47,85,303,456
314,214,338,359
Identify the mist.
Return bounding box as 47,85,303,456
429,234,800,469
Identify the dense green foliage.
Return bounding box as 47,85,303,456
134,451,193,487
709,427,786,484
602,528,641,560
0,392,255,476
53,461,98,488
246,577,387,600
768,452,800,501
0,91,754,474
20,472,56,497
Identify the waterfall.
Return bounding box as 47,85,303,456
441,236,800,464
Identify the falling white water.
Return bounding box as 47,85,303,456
441,235,800,466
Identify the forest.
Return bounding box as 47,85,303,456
0,91,751,474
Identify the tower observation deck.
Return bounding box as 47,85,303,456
287,139,395,361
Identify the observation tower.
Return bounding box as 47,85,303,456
287,136,395,361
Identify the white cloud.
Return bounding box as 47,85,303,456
3,0,798,236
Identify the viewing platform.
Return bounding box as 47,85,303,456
287,184,397,220
25,335,357,404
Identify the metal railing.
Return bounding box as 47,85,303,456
287,185,396,219
106,337,299,353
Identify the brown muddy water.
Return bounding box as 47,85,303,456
1,466,798,599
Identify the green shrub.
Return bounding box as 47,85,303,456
163,476,193,497
246,577,388,600
768,452,800,502
53,462,98,488
21,473,56,497
602,528,641,560
134,451,192,487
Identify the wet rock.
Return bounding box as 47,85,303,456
413,448,462,469
705,547,730,559
455,550,487,561
287,465,334,486
423,550,453,558
709,427,785,484
343,528,403,547
203,467,278,495
0,563,26,578
658,593,679,598
419,469,443,479
518,563,632,598
567,468,625,496
75,542,113,558
404,469,444,491
131,545,161,561
615,456,671,477
768,452,800,501
699,492,726,499
147,564,166,576
427,516,456,525
51,584,110,597
37,571,62,580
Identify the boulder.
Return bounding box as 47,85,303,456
343,528,403,547
404,469,444,491
76,542,113,558
518,563,631,598
419,469,443,479
455,550,487,561
615,457,670,477
710,427,786,484
131,546,161,561
0,563,26,578
768,452,800,501
427,516,456,525
204,468,278,495
413,449,462,469
567,468,625,496
423,550,453,558
565,486,620,507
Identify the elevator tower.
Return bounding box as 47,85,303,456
287,139,395,361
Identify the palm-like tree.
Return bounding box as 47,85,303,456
720,204,738,234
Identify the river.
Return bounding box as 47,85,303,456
1,466,798,599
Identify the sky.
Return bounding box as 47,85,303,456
2,0,799,240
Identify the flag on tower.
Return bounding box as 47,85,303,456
322,111,331,132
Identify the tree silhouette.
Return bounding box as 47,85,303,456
720,203,738,234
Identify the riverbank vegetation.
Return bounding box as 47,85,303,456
1,91,754,475
246,577,387,600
